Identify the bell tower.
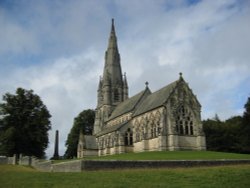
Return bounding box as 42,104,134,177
93,19,129,135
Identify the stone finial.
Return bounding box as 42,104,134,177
179,72,183,80
111,18,115,32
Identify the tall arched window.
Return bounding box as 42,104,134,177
175,105,194,136
190,121,194,135
185,125,189,135
180,124,184,135
190,125,193,135
124,128,133,146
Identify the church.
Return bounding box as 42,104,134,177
77,20,206,157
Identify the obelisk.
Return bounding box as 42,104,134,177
53,130,59,159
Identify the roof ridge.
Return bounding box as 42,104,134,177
133,86,151,108
107,87,150,120
162,79,181,104
133,79,180,117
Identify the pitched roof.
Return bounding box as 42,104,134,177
108,87,151,120
133,80,179,116
96,121,131,137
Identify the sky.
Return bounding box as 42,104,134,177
0,0,250,158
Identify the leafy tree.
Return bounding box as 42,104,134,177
203,117,224,151
240,97,250,153
64,109,95,158
0,88,51,158
203,115,243,153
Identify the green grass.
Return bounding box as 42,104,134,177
1,164,250,188
83,151,250,161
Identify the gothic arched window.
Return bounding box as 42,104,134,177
180,125,184,135
124,128,133,146
190,126,194,135
185,125,189,135
175,105,194,136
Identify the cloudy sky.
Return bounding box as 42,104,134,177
0,0,250,158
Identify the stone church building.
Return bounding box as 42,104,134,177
77,20,206,157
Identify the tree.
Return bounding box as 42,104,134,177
0,88,51,158
240,97,250,153
203,117,224,151
64,109,95,158
203,115,243,153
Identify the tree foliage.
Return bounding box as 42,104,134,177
203,97,250,154
241,97,250,152
0,88,51,158
64,109,95,158
203,116,242,152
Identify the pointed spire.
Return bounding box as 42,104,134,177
103,19,123,86
111,18,115,33
108,18,118,50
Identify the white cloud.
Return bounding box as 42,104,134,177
0,10,38,54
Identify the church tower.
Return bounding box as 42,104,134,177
93,19,128,135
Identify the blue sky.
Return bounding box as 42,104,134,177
0,0,250,158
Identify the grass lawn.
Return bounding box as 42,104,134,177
1,164,250,188
52,151,250,164
83,151,250,161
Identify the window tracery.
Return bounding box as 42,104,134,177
175,105,194,136
125,128,133,146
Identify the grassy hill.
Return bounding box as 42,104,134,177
1,164,250,188
84,151,250,160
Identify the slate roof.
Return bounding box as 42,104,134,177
108,87,151,120
133,80,179,116
96,121,131,137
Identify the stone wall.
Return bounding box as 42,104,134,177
32,159,250,172
2,155,250,172
178,136,197,149
0,156,7,164
33,160,52,172
19,155,32,165
81,159,250,171
148,138,159,151
52,160,82,172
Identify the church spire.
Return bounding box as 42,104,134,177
103,19,123,89
108,18,117,50
111,19,115,38
93,19,129,135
